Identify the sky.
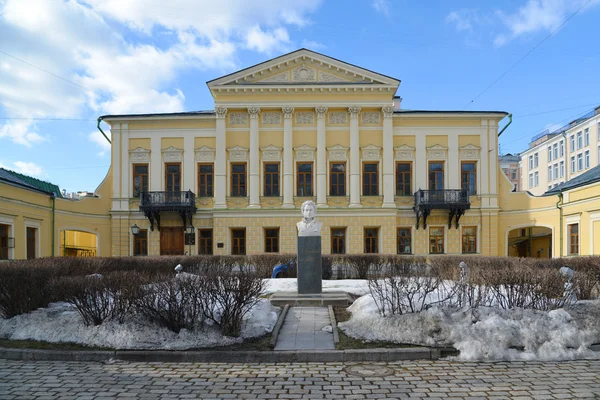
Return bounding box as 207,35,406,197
1,0,599,193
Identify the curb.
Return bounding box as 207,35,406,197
328,305,340,344
269,304,290,348
0,347,440,363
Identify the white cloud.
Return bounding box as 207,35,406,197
301,39,326,50
246,26,290,54
0,121,46,147
12,161,43,177
446,10,476,31
89,129,111,157
372,0,391,16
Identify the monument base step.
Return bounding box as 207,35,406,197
269,291,354,307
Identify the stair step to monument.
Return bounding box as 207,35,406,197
269,291,354,307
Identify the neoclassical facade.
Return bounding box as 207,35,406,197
102,49,508,257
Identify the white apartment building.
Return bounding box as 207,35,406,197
520,106,600,196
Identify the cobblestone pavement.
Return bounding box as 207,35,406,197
0,358,599,399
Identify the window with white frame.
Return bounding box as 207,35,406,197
571,156,576,173
560,161,564,178
577,153,583,171
553,143,558,159
577,131,582,149
553,164,558,180
529,173,534,188
570,135,575,152
584,128,589,146
560,140,564,156
547,146,552,162
534,153,538,168
585,150,590,169
547,166,552,181
534,171,539,186
529,155,533,169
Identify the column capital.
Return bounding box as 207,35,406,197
316,106,328,119
248,106,261,119
348,106,361,119
382,105,394,118
215,106,227,119
282,106,294,119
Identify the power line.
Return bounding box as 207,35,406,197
513,103,599,119
0,49,112,102
0,117,96,121
462,0,594,110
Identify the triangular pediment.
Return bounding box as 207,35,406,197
394,144,415,151
207,49,400,88
459,143,481,150
426,144,448,151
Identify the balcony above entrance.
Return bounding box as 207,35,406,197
413,189,470,229
139,191,197,231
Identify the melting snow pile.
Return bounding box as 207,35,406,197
339,294,600,361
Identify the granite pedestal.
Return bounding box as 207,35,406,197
297,236,322,294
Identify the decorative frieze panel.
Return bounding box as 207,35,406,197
294,144,316,161
262,112,282,124
328,112,347,124
296,112,315,124
162,146,183,162
292,64,316,82
361,144,381,161
261,145,282,161
260,72,289,83
129,147,150,163
229,112,248,124
361,111,381,124
327,144,349,161
394,144,415,160
318,71,349,82
227,145,249,162
459,144,481,160
427,144,448,160
195,146,215,162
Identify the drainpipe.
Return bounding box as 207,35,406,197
97,117,111,144
51,193,56,257
498,113,513,137
556,193,563,257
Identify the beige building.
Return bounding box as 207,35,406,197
520,107,600,196
499,153,520,191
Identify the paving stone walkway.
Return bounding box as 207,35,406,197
274,307,334,351
1,359,599,399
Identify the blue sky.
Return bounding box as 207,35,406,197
1,0,599,193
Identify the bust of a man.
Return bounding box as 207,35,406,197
297,200,322,237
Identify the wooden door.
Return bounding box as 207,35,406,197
160,227,184,255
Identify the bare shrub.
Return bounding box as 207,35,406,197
0,263,59,318
248,254,296,278
341,255,384,279
199,266,265,337
135,275,204,333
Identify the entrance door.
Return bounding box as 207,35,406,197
160,227,184,255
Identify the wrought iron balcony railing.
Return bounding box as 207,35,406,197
413,189,470,229
139,191,197,231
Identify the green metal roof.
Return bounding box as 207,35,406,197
0,168,63,197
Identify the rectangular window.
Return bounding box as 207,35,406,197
26,227,36,260
231,163,247,197
548,166,552,181
429,161,444,190
534,153,538,168
534,171,539,187
577,132,582,149
568,223,579,255
264,228,279,253
198,229,213,255
585,150,590,169
547,146,552,162
553,143,558,159
362,162,379,196
331,228,346,254
462,226,477,254
577,153,583,171
364,228,379,253
165,163,181,193
264,163,280,197
330,162,346,196
297,162,313,196
132,164,149,197
571,156,576,173
0,224,8,260
560,140,564,156
584,128,589,146
511,170,517,180
396,162,412,196
198,163,214,197
461,161,477,195
553,164,558,180
133,229,148,256
529,173,533,188
231,228,246,255
429,227,444,254
397,228,411,254
570,135,575,152
560,161,565,178
529,155,534,170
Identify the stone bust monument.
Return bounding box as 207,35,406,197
297,200,322,237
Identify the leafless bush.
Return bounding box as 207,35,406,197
248,254,296,278
199,267,265,337
135,275,204,333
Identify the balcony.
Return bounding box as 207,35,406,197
139,191,197,231
413,189,470,229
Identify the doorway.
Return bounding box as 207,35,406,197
160,227,184,255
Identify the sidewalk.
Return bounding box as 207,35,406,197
274,307,335,350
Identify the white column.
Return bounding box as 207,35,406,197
382,106,395,207
480,120,490,207
214,107,227,208
111,124,121,211
488,120,499,207
183,135,194,192
415,133,426,190
120,124,129,204
282,106,294,208
349,106,362,207
150,135,161,192
316,106,328,208
448,131,459,190
248,107,261,208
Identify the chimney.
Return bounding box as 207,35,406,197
393,96,402,110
